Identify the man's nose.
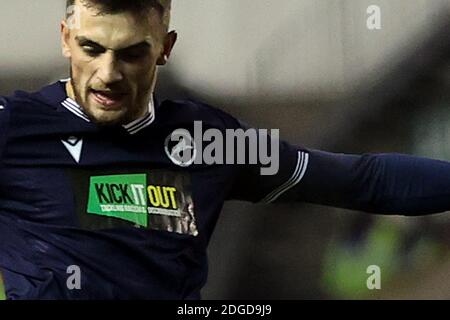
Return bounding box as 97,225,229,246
97,52,124,84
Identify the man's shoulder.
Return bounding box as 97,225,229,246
157,98,241,130
0,96,11,127
0,87,58,114
0,95,8,109
0,84,65,143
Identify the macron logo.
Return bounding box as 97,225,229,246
61,136,83,163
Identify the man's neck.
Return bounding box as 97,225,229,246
65,81,76,101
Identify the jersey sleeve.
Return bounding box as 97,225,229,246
226,116,450,216
226,123,311,203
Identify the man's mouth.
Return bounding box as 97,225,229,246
90,89,127,108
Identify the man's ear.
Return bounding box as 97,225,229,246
157,31,178,66
61,20,72,59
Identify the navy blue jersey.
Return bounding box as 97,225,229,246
2,81,450,299
0,81,307,299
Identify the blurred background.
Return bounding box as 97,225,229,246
1,0,450,299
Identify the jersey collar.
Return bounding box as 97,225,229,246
44,79,156,135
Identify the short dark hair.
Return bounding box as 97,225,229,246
66,0,171,21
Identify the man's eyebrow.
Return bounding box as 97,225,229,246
76,36,105,49
75,36,151,52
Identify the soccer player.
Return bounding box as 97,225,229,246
1,0,450,299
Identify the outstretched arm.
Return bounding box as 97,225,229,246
230,141,450,216
283,149,450,215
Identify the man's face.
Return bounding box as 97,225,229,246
61,1,176,125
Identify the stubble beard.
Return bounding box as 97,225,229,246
69,71,125,127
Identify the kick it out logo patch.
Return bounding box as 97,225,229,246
88,174,182,228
